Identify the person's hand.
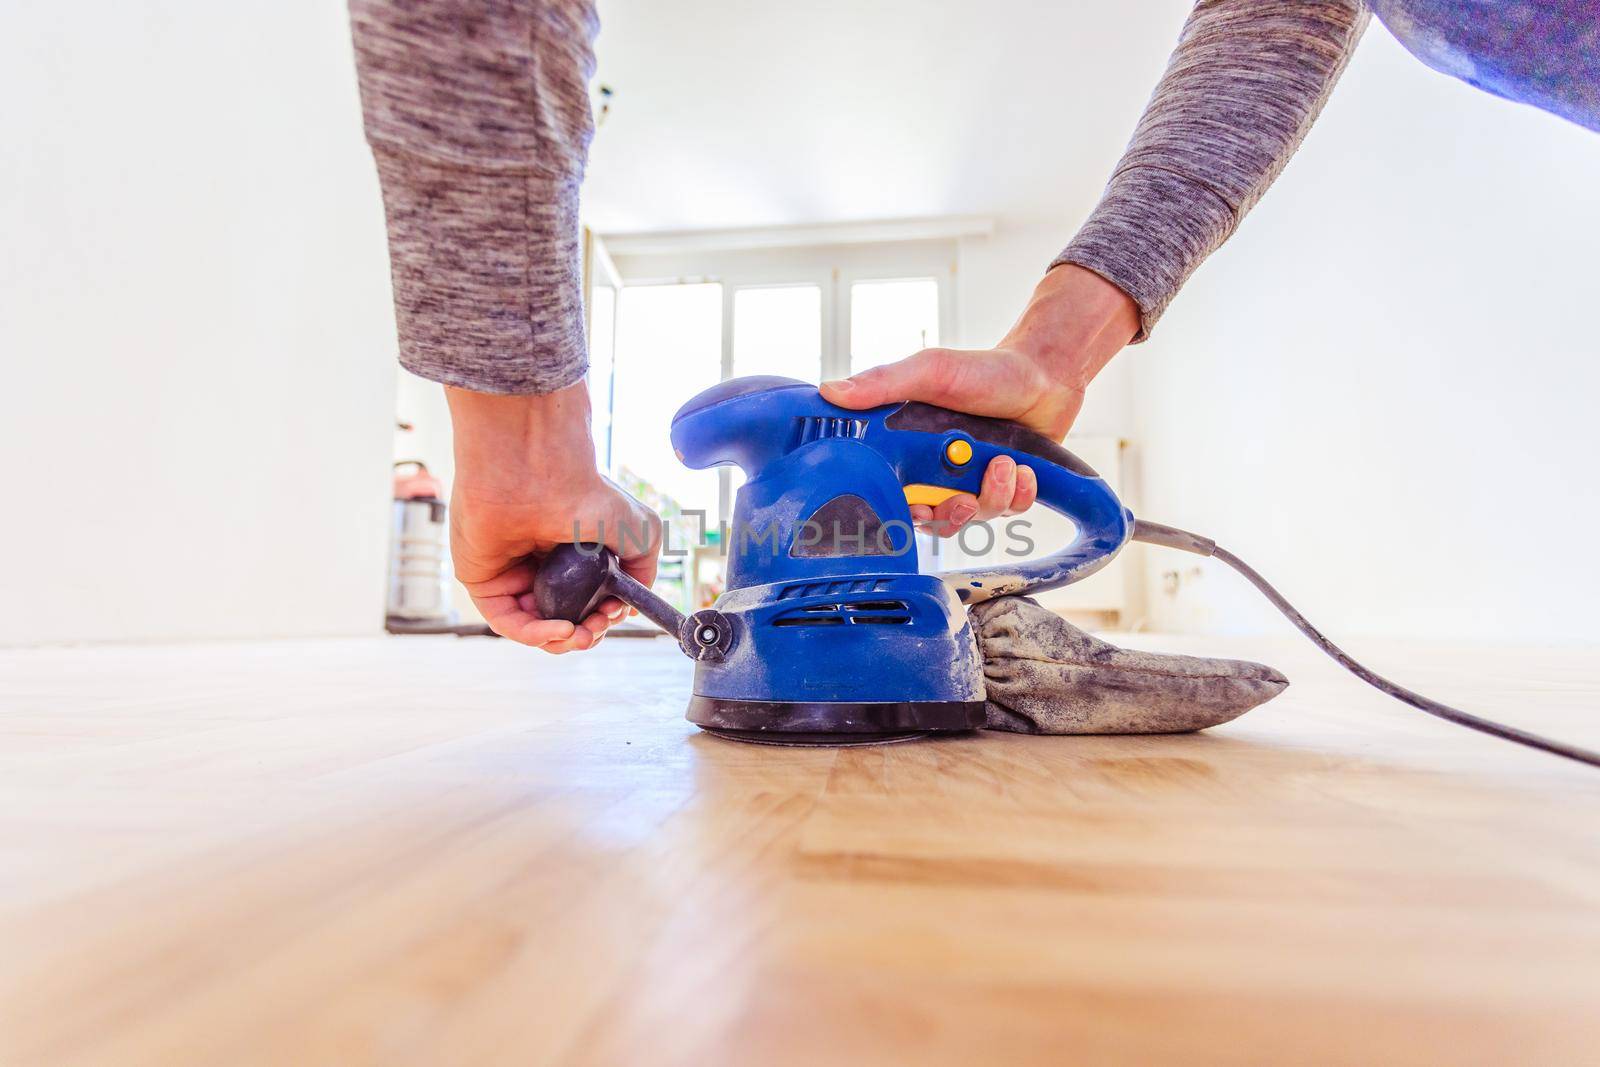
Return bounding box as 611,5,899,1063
445,382,661,652
819,263,1138,534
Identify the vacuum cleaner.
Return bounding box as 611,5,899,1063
535,376,1599,767
386,460,497,638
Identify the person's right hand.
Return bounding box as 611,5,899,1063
445,382,662,653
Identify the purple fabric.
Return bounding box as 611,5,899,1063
1370,0,1600,132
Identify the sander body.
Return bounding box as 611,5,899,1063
537,375,1130,745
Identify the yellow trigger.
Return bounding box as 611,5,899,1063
903,484,962,507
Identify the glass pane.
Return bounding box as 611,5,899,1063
611,283,723,613
587,283,617,470
849,277,940,374
732,285,823,381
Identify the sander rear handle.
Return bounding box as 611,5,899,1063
532,543,688,638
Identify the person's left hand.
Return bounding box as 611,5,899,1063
820,346,1052,533
819,263,1138,535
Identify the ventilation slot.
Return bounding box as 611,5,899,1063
795,416,867,445
771,599,912,627
778,578,893,600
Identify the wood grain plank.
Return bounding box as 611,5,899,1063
0,633,1596,1065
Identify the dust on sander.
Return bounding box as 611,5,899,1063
972,596,1288,735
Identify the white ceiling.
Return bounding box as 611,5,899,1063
585,0,1192,233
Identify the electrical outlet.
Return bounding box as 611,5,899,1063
1161,567,1204,596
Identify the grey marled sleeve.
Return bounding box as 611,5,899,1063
1055,0,1370,341
349,0,599,394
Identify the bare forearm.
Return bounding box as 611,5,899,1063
1055,0,1371,340
349,0,600,394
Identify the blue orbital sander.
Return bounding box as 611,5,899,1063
535,376,1599,766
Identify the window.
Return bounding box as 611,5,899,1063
587,282,617,470
732,285,823,381
610,282,723,520
593,237,957,605
849,278,940,373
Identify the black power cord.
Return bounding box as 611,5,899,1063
1132,519,1600,769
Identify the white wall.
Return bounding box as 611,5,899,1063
1,2,398,645
1132,30,1600,642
